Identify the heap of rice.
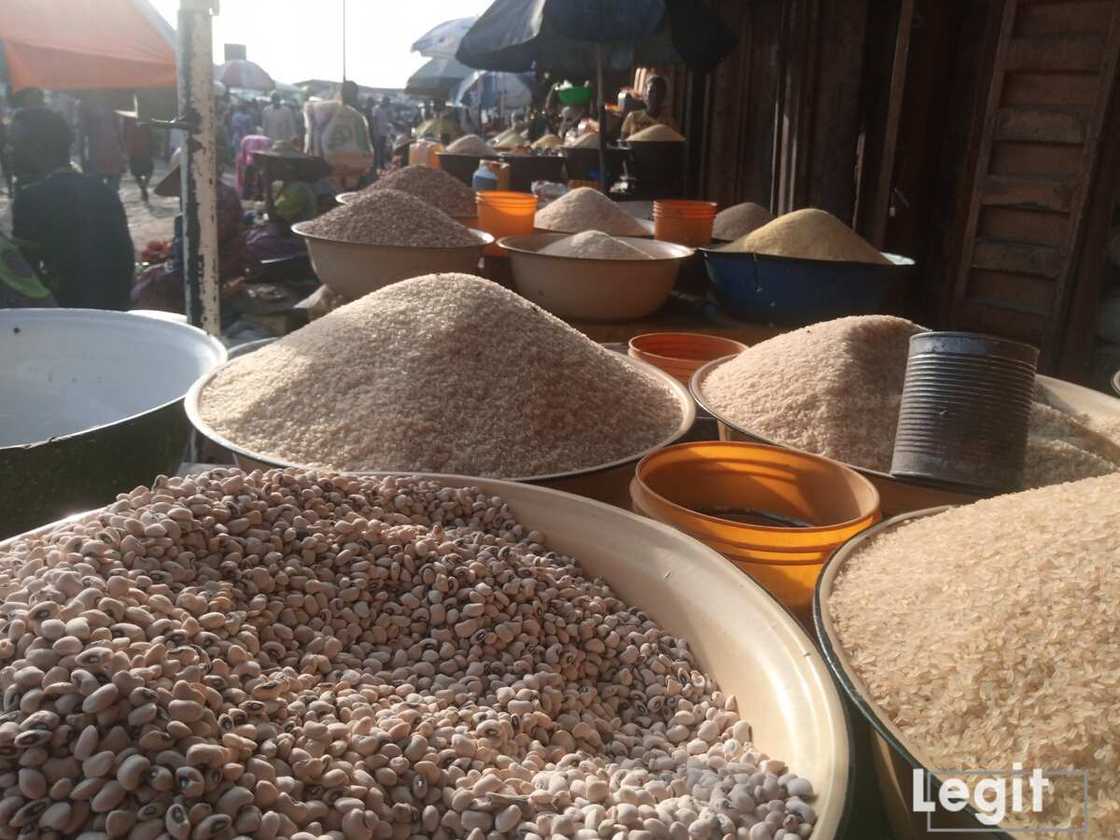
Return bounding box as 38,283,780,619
446,134,496,156
722,208,890,264
532,133,563,150
713,202,775,241
566,132,601,149
536,187,649,237
540,230,652,260
628,123,686,142
828,472,1120,836
198,274,683,477
492,127,529,148
298,189,478,247
363,165,476,218
699,314,1120,488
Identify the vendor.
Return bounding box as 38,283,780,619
10,108,133,310
620,75,680,140
415,101,463,145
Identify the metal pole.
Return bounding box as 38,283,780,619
342,0,347,82
177,0,221,336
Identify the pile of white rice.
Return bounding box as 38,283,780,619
536,187,649,237
540,230,652,260
699,315,1120,488
198,274,683,477
829,472,1120,836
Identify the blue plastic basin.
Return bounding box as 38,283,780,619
700,248,915,326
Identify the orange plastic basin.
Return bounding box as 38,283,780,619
628,332,747,383
476,191,538,256
631,441,881,619
654,200,717,247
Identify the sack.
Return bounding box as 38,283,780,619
321,104,373,176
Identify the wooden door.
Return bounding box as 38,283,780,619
949,0,1120,369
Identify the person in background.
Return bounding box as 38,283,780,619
10,108,133,310
132,151,247,313
261,93,299,144
305,81,373,191
620,75,680,139
230,102,255,159
79,96,125,191
124,117,155,203
7,88,49,193
369,96,392,173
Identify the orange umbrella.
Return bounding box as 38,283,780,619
0,0,175,90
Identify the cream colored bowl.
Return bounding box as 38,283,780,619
498,232,692,321
292,222,493,301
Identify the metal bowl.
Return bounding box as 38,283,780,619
690,357,1120,516
5,471,853,838
699,248,915,326
0,309,227,537
185,353,696,508
814,508,1015,840
291,222,493,301
498,232,691,321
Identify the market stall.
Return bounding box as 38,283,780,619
3,3,1120,840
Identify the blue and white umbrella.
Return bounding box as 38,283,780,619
454,70,533,111
412,17,477,60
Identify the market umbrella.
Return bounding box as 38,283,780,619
405,56,474,101
456,0,736,188
217,59,273,91
454,70,534,111
412,17,478,60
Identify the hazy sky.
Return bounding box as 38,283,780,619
150,1,494,88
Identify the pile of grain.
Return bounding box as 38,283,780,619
199,273,683,476
364,165,476,218
492,127,528,148
713,202,775,241
540,230,652,260
531,133,563,150
699,314,1120,488
629,123,686,142
722,208,890,264
0,467,819,840
300,189,479,247
446,133,495,156
536,187,649,237
566,132,601,149
829,472,1120,836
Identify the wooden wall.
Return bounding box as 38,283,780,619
676,0,871,222
675,0,1120,379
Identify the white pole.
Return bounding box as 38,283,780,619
177,0,221,336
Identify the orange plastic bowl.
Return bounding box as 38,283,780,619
476,191,538,256
630,441,880,619
628,332,747,383
654,200,717,246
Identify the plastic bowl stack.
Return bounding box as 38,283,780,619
653,200,717,247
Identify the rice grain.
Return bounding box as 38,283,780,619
829,473,1120,837
198,273,684,477
540,230,652,260
536,187,649,237
300,189,478,247
363,165,477,218
721,208,889,264
445,133,496,156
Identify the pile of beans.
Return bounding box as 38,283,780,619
0,469,817,840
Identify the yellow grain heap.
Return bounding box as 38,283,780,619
628,124,686,142
722,208,890,264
